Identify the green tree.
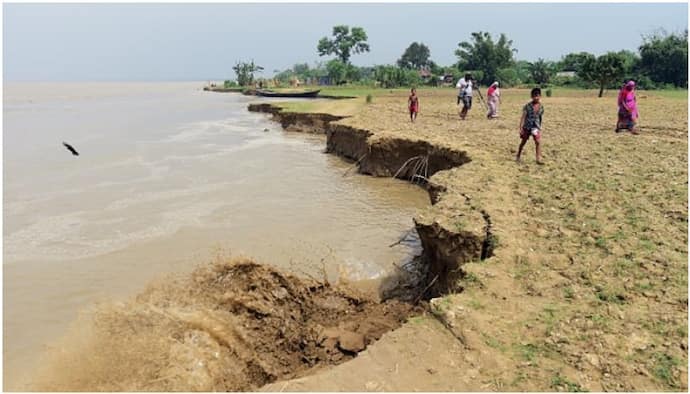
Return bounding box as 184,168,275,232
580,52,627,97
455,31,516,85
373,65,421,88
397,42,431,69
638,29,688,87
326,59,347,84
616,50,640,75
495,68,518,87
345,63,362,82
554,52,597,88
232,60,263,86
558,52,596,73
528,58,555,85
293,63,310,76
317,25,370,64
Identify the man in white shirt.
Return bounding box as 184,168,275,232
456,73,473,120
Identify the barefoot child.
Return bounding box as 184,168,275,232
516,88,545,164
408,88,419,122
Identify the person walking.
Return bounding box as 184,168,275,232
616,80,639,134
486,81,501,119
408,88,419,122
456,73,473,120
516,88,545,164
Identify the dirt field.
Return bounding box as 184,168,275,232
274,87,688,391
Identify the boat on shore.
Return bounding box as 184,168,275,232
255,89,321,98
203,86,245,93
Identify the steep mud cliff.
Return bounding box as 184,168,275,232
249,103,494,296
248,104,344,134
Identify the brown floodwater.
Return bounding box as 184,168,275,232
3,82,429,390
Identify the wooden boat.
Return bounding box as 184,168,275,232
255,89,321,98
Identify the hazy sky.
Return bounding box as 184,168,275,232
3,2,688,81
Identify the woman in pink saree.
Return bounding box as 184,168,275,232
486,81,500,119
616,80,639,134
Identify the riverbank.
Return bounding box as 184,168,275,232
4,83,431,391
203,86,356,100
248,87,688,391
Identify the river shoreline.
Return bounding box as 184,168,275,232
243,87,688,391
5,83,431,391
247,101,492,296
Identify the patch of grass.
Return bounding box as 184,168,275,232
588,313,611,329
563,286,575,300
518,175,532,184
430,296,453,315
514,255,534,281
594,237,609,253
540,304,561,334
613,257,635,277
365,94,373,104
514,343,540,363
652,352,681,388
578,269,594,286
316,87,376,97
278,101,319,113
485,233,500,251
639,238,656,252
610,229,626,242
595,287,626,304
624,208,642,228
649,89,688,100
634,280,654,292
551,373,588,392
584,218,602,233
463,272,482,287
641,319,685,338
482,333,508,352
317,86,416,98
467,298,485,310
275,96,364,116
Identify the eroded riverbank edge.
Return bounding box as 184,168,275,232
247,102,502,390
248,102,496,297
248,103,495,298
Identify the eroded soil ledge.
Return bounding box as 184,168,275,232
32,259,420,391
248,103,493,296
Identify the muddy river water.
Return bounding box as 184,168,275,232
3,82,429,389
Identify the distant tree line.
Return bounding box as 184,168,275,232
232,26,687,94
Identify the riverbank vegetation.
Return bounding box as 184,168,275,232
226,27,687,95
